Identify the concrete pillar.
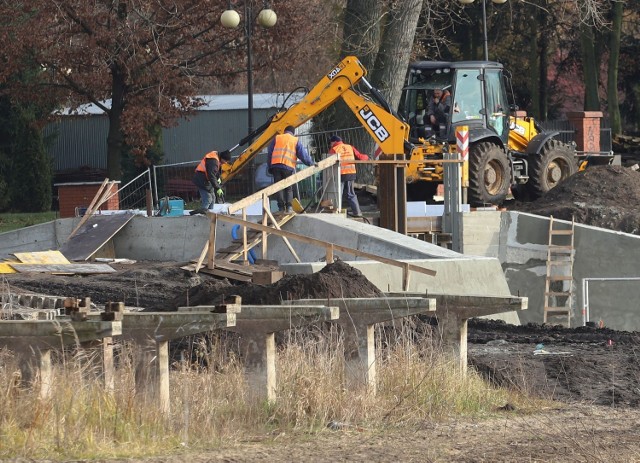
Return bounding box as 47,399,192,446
567,111,603,153
343,322,377,394
239,333,271,400
102,337,115,393
437,311,468,376
157,340,170,414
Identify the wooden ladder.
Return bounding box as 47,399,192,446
543,215,575,327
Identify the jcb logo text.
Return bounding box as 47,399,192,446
327,64,344,80
359,106,390,142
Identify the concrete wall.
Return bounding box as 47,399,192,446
268,214,461,263
463,210,640,331
0,220,73,260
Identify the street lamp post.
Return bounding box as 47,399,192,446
458,0,507,61
221,2,277,139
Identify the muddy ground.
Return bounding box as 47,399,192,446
5,165,640,460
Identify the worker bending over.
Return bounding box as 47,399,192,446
267,125,316,213
192,150,231,210
328,135,368,217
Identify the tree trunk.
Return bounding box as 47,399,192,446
580,24,600,111
607,0,623,135
371,0,424,110
360,0,423,184
538,6,549,121
529,13,540,118
106,65,126,180
331,0,385,137
340,0,384,72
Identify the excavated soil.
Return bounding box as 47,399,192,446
509,165,640,233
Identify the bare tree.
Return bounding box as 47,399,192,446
0,0,319,179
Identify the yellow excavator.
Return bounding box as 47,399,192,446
219,56,409,187
220,55,598,206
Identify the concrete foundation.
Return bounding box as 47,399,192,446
463,210,640,331
1,212,523,326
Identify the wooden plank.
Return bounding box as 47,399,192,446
208,213,217,269
227,155,338,214
263,209,300,263
59,213,135,261
67,179,110,239
198,267,252,282
0,262,18,274
221,211,297,262
194,240,209,273
12,251,71,265
10,263,117,274
214,213,437,277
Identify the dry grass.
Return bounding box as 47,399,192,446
0,320,530,459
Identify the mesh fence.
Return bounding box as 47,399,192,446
101,169,153,212
150,126,375,209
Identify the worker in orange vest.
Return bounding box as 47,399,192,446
328,135,368,217
267,125,316,213
192,150,231,209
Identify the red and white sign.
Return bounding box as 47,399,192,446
456,126,469,161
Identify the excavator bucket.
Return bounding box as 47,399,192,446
291,198,304,213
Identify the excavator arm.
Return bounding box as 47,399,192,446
220,56,410,185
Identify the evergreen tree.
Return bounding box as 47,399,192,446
9,105,52,212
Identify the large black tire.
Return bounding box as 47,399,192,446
468,142,511,206
527,139,577,199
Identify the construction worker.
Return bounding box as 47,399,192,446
427,87,451,135
267,125,316,213
328,135,368,217
192,150,231,210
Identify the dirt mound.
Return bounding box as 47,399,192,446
510,165,640,234
172,259,384,308
468,319,640,407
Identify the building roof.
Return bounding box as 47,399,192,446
56,92,306,116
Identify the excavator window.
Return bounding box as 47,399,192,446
402,70,452,140
485,69,509,140
451,70,483,124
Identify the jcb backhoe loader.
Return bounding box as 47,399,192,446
401,60,611,204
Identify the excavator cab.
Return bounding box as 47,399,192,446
402,61,510,145
401,60,521,205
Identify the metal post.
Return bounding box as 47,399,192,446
245,1,254,140
482,0,489,61
443,153,462,252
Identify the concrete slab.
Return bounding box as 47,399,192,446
268,214,461,263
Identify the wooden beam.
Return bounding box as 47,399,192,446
228,155,338,213
262,195,269,260
195,240,209,274
9,263,116,274
214,213,436,277
264,209,300,263
207,213,217,269
67,178,109,239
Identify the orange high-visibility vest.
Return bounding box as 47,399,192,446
195,151,220,180
270,133,298,169
333,143,356,175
